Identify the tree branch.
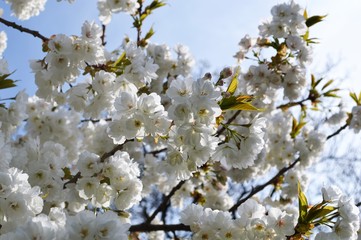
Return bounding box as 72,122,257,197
100,139,133,162
276,98,309,110
228,121,349,213
146,147,167,156
63,140,133,188
326,123,348,140
0,17,49,42
228,158,301,213
101,24,106,46
129,223,190,232
146,180,185,224
216,110,241,137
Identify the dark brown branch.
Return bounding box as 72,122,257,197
0,17,48,42
129,223,190,232
146,180,185,224
63,140,133,188
101,24,106,46
228,122,348,213
147,147,167,156
80,117,112,123
63,172,81,189
228,158,301,213
216,110,241,137
276,98,309,110
100,139,133,162
326,123,348,140
136,1,143,47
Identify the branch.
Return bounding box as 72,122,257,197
0,17,48,42
80,117,112,123
326,123,348,140
63,140,133,188
129,223,190,232
276,98,309,110
146,180,185,224
228,121,348,213
228,158,301,213
101,24,106,46
146,147,167,156
100,139,133,162
216,110,241,137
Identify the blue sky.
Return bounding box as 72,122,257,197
0,0,360,98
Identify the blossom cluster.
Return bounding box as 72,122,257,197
180,200,296,240
315,186,360,240
0,0,360,239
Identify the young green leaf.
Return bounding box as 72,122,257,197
226,66,240,96
305,15,327,28
298,182,309,223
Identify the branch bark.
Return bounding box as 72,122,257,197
129,223,190,232
0,17,48,42
146,180,185,224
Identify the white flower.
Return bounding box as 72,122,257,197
76,177,99,200
350,106,361,133
77,151,102,177
0,31,7,57
267,207,295,236
94,211,130,239
5,0,47,20
321,185,343,202
236,199,265,227
166,76,194,103
81,21,102,44
338,196,360,223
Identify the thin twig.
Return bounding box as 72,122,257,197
276,98,309,110
326,123,348,140
147,147,167,156
0,17,48,42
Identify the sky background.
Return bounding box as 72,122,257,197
0,0,361,98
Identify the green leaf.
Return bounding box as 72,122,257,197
298,182,309,223
62,167,72,180
140,13,148,22
226,66,240,96
321,79,334,90
311,74,316,88
113,52,126,67
303,9,308,19
0,79,16,89
144,27,155,40
302,30,310,41
149,0,166,10
0,71,17,90
219,96,238,110
323,93,339,98
228,102,260,111
306,205,336,222
219,94,259,111
306,15,327,28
